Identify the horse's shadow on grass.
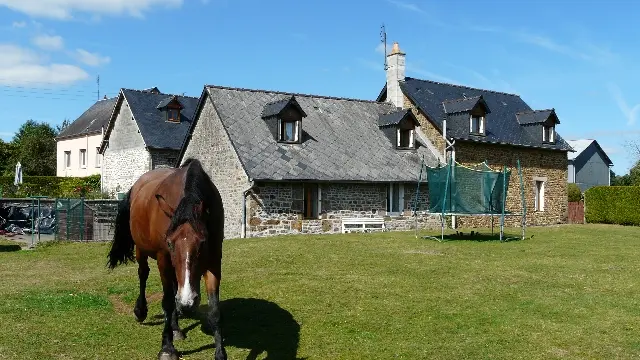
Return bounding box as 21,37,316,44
147,297,303,360
0,243,22,252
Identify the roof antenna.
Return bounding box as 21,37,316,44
380,24,388,70
96,75,100,100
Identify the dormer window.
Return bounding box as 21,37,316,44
378,109,418,150
543,125,555,143
470,114,485,134
261,95,307,145
157,95,184,124
442,95,491,136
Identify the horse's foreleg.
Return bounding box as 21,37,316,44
170,278,185,340
158,256,179,360
205,269,227,360
134,249,149,323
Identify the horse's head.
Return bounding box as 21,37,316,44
156,194,206,313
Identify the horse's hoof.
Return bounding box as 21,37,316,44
157,351,179,360
173,330,186,341
134,306,148,323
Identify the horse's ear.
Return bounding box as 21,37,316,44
155,194,175,218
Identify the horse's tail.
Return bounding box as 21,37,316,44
107,189,135,270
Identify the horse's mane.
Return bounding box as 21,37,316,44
167,158,219,236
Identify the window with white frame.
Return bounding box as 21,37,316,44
543,125,555,143
387,183,404,213
470,115,485,134
279,118,299,143
64,151,71,168
79,149,87,168
95,147,102,167
534,180,545,211
397,128,415,149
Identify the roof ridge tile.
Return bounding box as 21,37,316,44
206,84,383,104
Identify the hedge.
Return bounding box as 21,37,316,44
0,174,104,199
585,186,640,226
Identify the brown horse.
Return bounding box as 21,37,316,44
107,158,227,360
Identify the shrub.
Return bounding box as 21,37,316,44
584,186,640,226
567,183,582,202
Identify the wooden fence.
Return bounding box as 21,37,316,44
568,201,585,224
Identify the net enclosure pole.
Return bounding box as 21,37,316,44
413,156,425,239
500,165,507,242
441,157,452,241
518,159,526,240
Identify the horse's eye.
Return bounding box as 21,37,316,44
167,242,174,252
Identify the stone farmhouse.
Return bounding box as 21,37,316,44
56,96,116,177
98,87,199,197
177,43,573,239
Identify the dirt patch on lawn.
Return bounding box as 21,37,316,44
404,249,444,256
109,292,163,316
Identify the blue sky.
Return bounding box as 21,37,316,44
0,0,638,173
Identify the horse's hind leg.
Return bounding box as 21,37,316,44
134,249,149,323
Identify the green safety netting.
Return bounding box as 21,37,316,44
423,159,511,215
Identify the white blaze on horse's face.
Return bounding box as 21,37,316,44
176,240,199,309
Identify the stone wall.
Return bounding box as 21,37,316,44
102,99,150,196
247,182,440,238
453,142,567,227
404,95,446,154
151,149,179,169
180,95,251,239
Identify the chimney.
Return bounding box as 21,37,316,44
386,42,406,108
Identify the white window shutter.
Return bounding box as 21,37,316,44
396,129,401,147
409,129,415,147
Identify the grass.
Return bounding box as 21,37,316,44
1,225,640,359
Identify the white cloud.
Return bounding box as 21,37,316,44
0,0,183,20
74,49,110,66
607,83,640,126
32,34,64,51
406,63,459,85
386,0,425,13
0,44,88,86
11,21,26,27
0,131,14,138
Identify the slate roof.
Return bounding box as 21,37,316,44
516,109,557,125
101,89,199,152
195,86,441,182
566,139,613,165
57,97,116,139
378,109,412,127
442,95,490,114
396,77,573,151
156,96,184,110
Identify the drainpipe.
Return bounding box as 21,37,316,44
241,180,256,239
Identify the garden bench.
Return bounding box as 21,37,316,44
341,217,386,233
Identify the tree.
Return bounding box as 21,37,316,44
10,120,57,176
0,139,15,176
56,118,71,134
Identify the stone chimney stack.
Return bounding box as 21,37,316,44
386,42,406,108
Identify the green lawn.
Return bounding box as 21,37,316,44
1,225,640,359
